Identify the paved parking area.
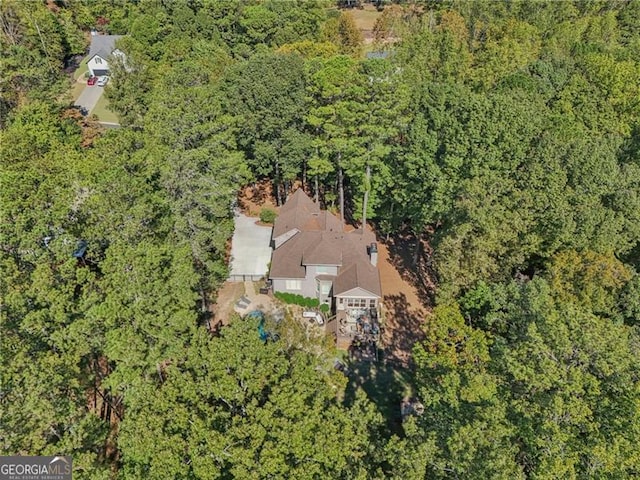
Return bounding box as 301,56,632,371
74,84,104,114
229,213,273,280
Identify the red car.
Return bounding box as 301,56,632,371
87,76,97,86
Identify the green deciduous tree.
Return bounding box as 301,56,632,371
0,1,86,124
412,304,523,478
222,52,310,204
496,279,640,477
321,11,364,57
117,318,388,479
547,250,633,318
412,278,640,478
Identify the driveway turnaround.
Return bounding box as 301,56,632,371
74,84,104,114
229,213,273,281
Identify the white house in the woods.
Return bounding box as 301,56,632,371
87,34,124,77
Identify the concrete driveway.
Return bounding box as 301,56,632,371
74,84,104,115
229,213,273,281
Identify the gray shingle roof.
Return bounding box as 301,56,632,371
333,229,381,297
88,35,123,61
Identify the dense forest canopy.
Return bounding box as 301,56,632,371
2,0,640,478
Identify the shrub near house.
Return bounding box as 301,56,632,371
260,208,277,224
274,291,319,308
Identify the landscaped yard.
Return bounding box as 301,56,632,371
70,56,119,123
92,93,119,123
218,180,427,432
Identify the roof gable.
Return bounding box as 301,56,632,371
280,188,317,215
269,231,319,279
333,262,381,297
335,286,380,298
88,35,123,62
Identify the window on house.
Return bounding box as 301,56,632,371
285,279,302,290
316,266,332,274
369,299,376,308
316,280,331,295
95,57,102,64
346,298,368,308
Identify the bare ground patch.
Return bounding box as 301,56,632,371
377,231,435,366
211,281,245,328
238,180,279,216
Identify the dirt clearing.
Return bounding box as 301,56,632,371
377,232,434,365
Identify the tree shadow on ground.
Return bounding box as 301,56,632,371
383,231,437,305
339,231,437,435
343,356,413,436
383,293,427,365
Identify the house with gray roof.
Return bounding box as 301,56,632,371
269,189,382,348
87,34,124,77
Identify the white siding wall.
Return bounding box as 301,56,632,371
87,55,109,76
336,297,378,311
335,288,379,311
273,266,338,301
272,278,288,293
272,265,337,300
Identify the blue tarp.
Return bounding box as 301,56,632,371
246,310,277,343
73,240,87,258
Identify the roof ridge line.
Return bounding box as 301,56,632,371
354,260,359,286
